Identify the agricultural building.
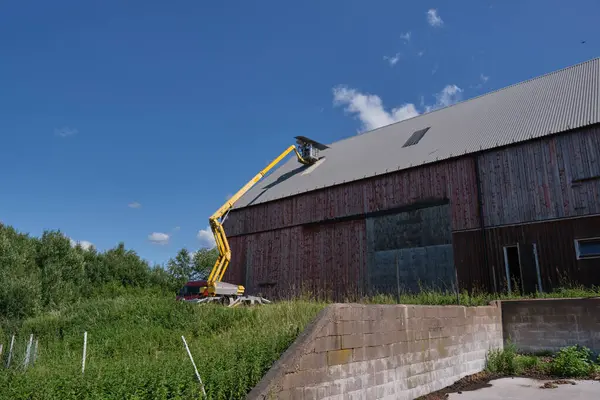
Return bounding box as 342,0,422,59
223,57,600,299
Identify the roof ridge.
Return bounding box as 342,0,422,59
326,57,600,147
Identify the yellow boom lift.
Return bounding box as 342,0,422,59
195,136,328,307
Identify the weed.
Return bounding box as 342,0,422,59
486,341,521,375
549,345,596,377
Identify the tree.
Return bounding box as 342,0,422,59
191,248,219,280
167,248,194,286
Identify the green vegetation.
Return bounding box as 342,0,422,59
0,223,324,399
3,222,600,399
486,343,600,378
363,285,600,307
0,292,324,400
0,222,219,322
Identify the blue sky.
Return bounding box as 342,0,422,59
1,0,598,266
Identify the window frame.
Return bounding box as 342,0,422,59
574,237,600,260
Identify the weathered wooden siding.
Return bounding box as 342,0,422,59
224,157,479,236
223,220,367,300
454,215,600,293
478,125,600,227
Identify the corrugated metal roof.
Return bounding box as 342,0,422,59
235,57,600,209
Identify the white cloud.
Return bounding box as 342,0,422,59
332,86,419,132
480,73,489,83
425,84,464,112
173,226,181,231
54,127,78,137
432,64,439,75
197,226,216,249
400,32,411,42
417,50,425,57
128,202,141,209
427,9,443,27
148,232,170,245
333,83,463,130
69,238,94,250
383,53,401,66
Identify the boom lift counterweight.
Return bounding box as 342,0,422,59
192,137,328,307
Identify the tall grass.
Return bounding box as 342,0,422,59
361,285,600,306
0,291,326,400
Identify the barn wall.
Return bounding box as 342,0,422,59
453,215,600,293
224,220,367,301
224,157,480,237
478,125,600,227
225,125,600,297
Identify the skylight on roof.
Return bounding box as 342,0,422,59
402,127,430,148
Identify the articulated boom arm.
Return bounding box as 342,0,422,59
206,145,310,287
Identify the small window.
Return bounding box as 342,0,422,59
575,238,600,260
402,127,430,148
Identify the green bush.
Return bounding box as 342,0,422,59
549,345,596,377
486,342,522,375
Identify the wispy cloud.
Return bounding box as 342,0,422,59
383,53,401,66
432,64,439,75
173,226,181,232
69,238,94,250
128,202,141,209
425,84,464,112
197,226,216,249
427,9,443,27
471,73,490,89
332,86,419,132
148,232,170,245
333,83,463,131
400,32,411,42
54,127,78,138
417,50,425,57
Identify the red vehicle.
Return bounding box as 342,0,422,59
176,280,208,301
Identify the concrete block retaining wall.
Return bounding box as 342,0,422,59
502,298,600,354
247,303,503,400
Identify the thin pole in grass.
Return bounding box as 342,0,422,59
82,331,88,375
23,334,33,369
6,334,15,368
32,339,38,367
0,343,3,360
181,335,207,398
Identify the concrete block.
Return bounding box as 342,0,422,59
282,370,324,390
341,334,364,349
327,349,353,366
303,386,317,400
313,335,341,353
365,344,391,360
352,347,368,362
298,352,327,371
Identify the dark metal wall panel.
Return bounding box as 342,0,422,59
225,157,480,237
478,125,600,227
453,215,600,293
223,220,367,300
366,204,456,295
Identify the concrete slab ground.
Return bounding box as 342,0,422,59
447,377,600,400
